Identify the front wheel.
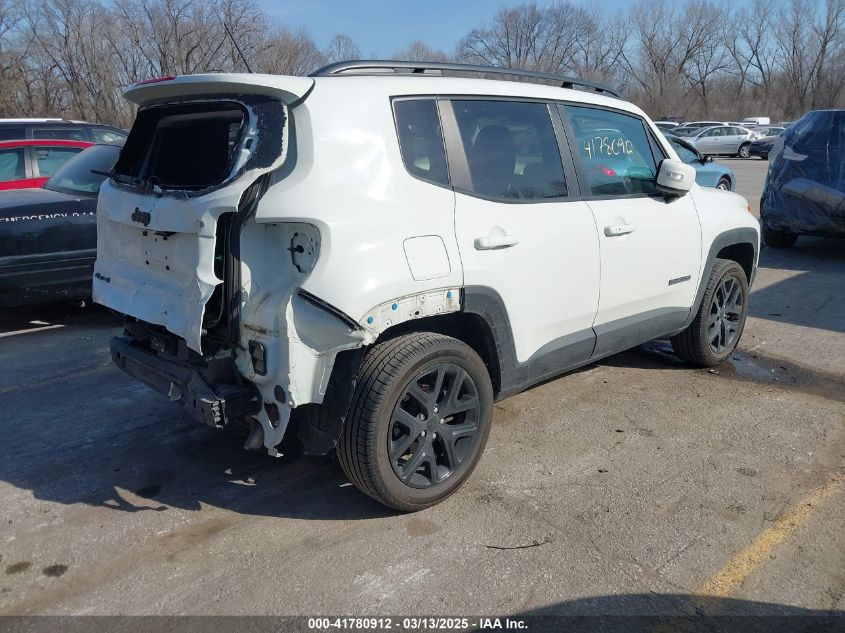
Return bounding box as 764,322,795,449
338,333,493,511
716,177,731,191
738,143,751,159
671,259,749,367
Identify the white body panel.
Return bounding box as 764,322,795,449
587,193,702,327
454,194,600,362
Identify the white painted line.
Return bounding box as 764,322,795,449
0,323,66,338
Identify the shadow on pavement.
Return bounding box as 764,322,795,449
504,593,845,632
750,236,845,334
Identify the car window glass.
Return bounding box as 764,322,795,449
32,127,88,141
452,100,567,200
0,128,21,141
0,148,25,180
45,145,120,196
562,105,658,196
34,147,84,177
671,141,698,164
393,99,449,187
93,128,127,144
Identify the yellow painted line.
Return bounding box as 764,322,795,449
698,468,845,597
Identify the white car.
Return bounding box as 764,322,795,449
684,125,763,158
94,61,760,511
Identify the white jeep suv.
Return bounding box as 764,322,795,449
94,61,760,511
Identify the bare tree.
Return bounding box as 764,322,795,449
393,40,449,62
324,33,360,63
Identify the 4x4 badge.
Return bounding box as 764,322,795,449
131,207,151,227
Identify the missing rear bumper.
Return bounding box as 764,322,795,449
111,336,261,428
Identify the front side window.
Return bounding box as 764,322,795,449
452,100,567,200
393,99,449,186
33,146,84,177
562,105,660,196
0,148,25,181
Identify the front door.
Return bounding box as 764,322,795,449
444,99,601,372
559,105,702,358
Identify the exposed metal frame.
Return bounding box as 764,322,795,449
310,60,621,99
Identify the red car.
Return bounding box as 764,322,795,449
0,139,93,190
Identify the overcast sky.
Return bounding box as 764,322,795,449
259,0,640,56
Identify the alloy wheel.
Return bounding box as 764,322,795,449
708,276,743,353
388,363,480,488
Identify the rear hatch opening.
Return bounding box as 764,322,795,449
94,94,290,353
113,101,250,195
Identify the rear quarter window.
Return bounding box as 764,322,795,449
393,99,449,187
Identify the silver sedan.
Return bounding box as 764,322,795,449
685,125,763,158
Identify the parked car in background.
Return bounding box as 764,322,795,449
0,144,122,307
0,118,127,143
742,116,770,126
0,139,93,190
685,125,762,158
677,120,726,130
654,121,680,131
761,109,845,247
665,135,735,190
748,127,787,159
671,126,704,137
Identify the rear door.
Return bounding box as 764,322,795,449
559,104,702,358
445,98,600,370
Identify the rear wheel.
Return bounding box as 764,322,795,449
338,333,493,511
762,225,798,248
738,143,751,159
671,259,749,367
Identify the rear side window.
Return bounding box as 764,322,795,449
393,99,449,186
0,128,22,141
115,102,246,191
452,100,567,200
0,148,25,180
33,146,84,177
562,105,659,196
32,127,88,141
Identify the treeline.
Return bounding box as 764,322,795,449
1,0,844,127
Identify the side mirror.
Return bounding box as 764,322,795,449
656,159,696,196
703,155,713,163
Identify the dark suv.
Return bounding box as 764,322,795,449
0,119,127,144
761,109,845,247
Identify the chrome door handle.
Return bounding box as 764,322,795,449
604,223,636,237
474,234,520,250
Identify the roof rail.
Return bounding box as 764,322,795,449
310,60,621,99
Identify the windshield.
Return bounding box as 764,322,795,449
44,144,122,196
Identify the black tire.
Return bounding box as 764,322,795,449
715,177,731,191
738,143,751,159
338,332,493,511
671,259,749,367
762,225,798,248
